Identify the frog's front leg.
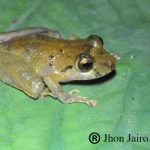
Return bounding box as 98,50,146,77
43,74,97,106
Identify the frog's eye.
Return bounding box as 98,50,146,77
87,35,104,47
78,54,94,72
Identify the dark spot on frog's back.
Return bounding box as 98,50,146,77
59,49,64,53
49,63,53,67
49,55,54,59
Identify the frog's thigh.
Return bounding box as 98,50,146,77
0,27,49,42
0,53,44,98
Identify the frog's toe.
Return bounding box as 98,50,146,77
69,89,80,95
85,100,97,106
75,96,97,106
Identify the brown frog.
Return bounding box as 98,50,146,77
0,27,116,106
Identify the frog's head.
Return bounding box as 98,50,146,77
74,35,116,80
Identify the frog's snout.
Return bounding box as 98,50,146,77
104,54,116,70
98,54,116,75
102,60,115,71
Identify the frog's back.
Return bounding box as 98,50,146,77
0,34,65,53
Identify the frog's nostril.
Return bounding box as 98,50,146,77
102,61,115,70
103,61,112,67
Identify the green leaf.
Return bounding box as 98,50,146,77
0,0,150,150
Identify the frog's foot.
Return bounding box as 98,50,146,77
75,96,97,106
68,89,80,95
57,92,97,106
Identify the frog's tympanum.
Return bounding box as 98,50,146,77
0,27,116,106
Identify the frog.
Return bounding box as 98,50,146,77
0,27,116,106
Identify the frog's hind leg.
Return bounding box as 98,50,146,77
0,52,45,98
0,27,62,43
37,29,62,38
0,27,49,42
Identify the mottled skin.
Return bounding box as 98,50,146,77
0,27,116,106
